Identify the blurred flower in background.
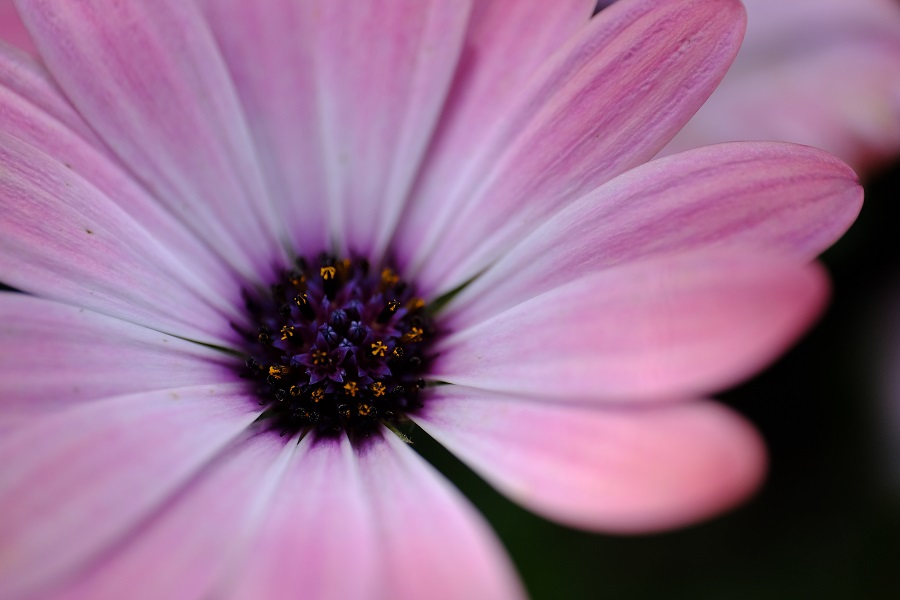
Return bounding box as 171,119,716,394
667,0,900,174
599,0,900,174
668,0,900,175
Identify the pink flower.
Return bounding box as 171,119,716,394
658,0,900,174
0,0,862,598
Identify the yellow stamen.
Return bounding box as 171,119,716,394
311,388,325,403
358,404,372,417
381,268,399,287
371,382,386,397
403,327,424,343
320,266,336,280
280,325,295,340
268,365,290,379
371,341,389,357
344,381,359,397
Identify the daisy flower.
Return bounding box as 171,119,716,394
0,0,862,598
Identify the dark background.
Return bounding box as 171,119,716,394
414,159,900,599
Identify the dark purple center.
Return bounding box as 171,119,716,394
237,255,435,437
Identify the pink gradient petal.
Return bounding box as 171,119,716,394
0,384,260,600
0,41,105,148
444,142,862,327
15,0,289,279
196,0,330,257
0,67,246,307
435,254,827,402
0,0,34,55
414,386,766,533
391,0,595,265
356,431,525,599
50,431,294,600
309,0,471,258
219,434,378,600
0,132,245,344
0,294,236,426
200,0,472,260
404,0,747,294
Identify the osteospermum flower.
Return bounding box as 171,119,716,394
0,0,863,598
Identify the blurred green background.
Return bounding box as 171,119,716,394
412,160,900,599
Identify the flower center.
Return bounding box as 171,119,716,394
238,254,434,437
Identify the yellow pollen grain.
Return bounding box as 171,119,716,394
289,385,301,396
371,341,388,357
358,404,372,417
371,382,386,397
320,266,336,280
268,365,290,379
381,268,399,286
295,293,309,306
311,388,325,403
404,327,424,343
344,381,359,396
280,325,295,340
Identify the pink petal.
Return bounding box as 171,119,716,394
219,434,379,600
0,63,247,308
414,386,766,533
0,384,260,600
392,0,595,269
434,254,827,402
356,431,525,599
50,431,295,600
308,0,472,257
0,0,35,55
200,0,472,260
403,0,747,294
0,294,237,427
15,0,289,278
444,142,862,328
195,0,330,258
0,41,105,148
0,132,244,344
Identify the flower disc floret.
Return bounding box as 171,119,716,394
239,254,434,437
